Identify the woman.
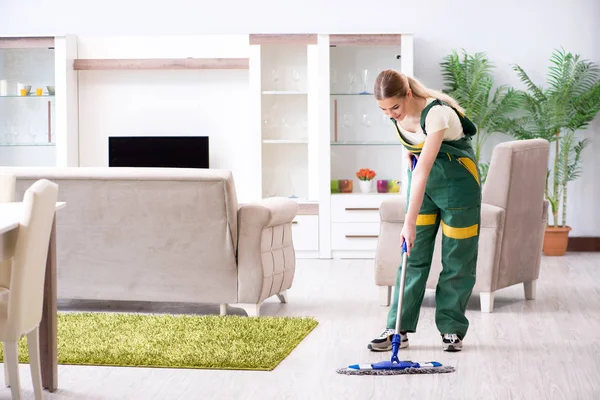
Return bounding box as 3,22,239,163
368,69,481,352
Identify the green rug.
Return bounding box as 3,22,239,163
0,312,318,371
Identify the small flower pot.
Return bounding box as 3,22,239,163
359,180,373,193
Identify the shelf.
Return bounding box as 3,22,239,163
330,192,401,196
263,139,308,144
329,34,402,46
73,58,250,70
0,143,55,147
330,92,373,96
0,36,55,49
262,91,307,95
0,95,55,98
331,141,401,146
250,34,318,45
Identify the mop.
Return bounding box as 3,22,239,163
336,155,455,376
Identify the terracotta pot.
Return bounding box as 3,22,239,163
542,226,572,256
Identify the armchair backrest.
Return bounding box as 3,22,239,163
482,139,549,288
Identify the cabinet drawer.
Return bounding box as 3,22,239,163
331,194,399,223
331,222,380,250
291,215,319,251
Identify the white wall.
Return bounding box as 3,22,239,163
74,35,256,202
1,0,598,235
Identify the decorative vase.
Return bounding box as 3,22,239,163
359,180,373,193
377,180,389,193
542,226,571,256
388,180,401,193
339,179,353,193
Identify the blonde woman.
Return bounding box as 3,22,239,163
368,69,481,352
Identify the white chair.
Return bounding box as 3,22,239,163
0,173,16,290
0,179,58,399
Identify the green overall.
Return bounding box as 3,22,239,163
386,99,481,340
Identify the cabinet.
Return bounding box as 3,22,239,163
326,34,413,258
249,33,413,259
0,36,79,167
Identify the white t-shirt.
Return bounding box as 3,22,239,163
397,98,465,145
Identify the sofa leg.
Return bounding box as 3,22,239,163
480,292,494,313
236,303,262,317
379,286,391,306
220,304,227,316
276,291,288,303
524,280,537,300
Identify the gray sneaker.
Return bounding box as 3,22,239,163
442,334,463,352
367,329,409,352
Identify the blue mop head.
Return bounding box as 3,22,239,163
336,360,455,375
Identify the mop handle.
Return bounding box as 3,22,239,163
394,153,417,335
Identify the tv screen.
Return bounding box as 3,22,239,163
108,136,209,169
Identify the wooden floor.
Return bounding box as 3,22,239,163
3,253,599,400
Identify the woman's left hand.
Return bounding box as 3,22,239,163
400,221,416,256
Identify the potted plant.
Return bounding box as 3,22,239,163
440,49,522,184
356,168,376,193
506,48,600,256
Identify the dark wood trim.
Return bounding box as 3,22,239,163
0,36,55,49
297,203,319,215
568,237,600,252
73,58,250,70
330,34,402,46
249,34,318,45
40,216,58,391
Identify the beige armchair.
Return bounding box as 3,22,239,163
0,179,59,400
374,139,550,312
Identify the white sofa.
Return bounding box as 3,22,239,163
3,166,298,317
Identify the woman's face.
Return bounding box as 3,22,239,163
377,96,408,121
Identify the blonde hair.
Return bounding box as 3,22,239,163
374,69,465,114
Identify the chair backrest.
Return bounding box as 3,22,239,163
483,139,549,287
0,173,16,290
0,173,15,202
7,179,58,337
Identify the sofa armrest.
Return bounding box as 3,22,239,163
380,197,406,222
480,203,505,229
236,198,298,304
238,197,298,228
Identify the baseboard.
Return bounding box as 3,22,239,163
568,237,600,252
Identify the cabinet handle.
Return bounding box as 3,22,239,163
292,221,298,224
47,100,51,143
345,235,378,239
345,207,379,211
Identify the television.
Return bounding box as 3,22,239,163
108,136,209,169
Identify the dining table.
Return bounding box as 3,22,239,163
0,201,65,392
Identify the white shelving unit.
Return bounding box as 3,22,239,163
326,34,413,259
250,33,413,259
0,35,79,167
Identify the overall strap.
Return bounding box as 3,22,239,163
420,98,477,137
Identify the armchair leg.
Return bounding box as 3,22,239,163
276,291,288,303
379,286,391,306
4,340,21,399
480,292,494,313
2,342,8,387
220,304,227,316
27,327,43,400
235,303,262,317
524,280,537,300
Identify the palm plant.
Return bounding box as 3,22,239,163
506,48,600,230
440,49,522,183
